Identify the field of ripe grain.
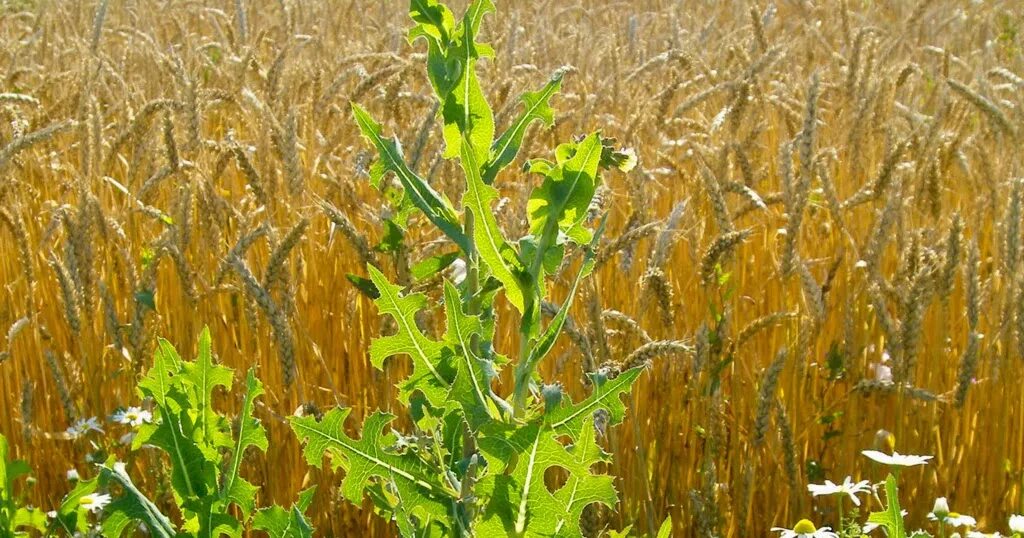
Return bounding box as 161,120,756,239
1,0,1023,536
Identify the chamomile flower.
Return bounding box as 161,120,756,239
772,519,839,538
929,510,978,528
861,450,933,467
967,532,1003,538
65,417,103,439
1010,514,1024,533
806,476,871,506
111,406,152,427
79,493,111,514
932,497,950,519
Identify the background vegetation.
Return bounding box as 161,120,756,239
0,0,1022,535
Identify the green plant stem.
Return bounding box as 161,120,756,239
512,218,559,418
837,496,844,536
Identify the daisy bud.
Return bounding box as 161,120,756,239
933,497,950,519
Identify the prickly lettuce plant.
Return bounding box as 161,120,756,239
0,434,47,536
52,328,314,537
290,1,640,536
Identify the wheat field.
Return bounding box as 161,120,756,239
1,0,1023,535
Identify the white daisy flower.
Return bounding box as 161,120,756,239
46,510,57,519
66,469,79,481
79,493,111,514
929,511,977,528
772,519,839,538
967,532,1003,538
111,407,152,427
1010,514,1024,533
932,497,951,519
807,476,871,506
861,450,932,467
65,417,103,439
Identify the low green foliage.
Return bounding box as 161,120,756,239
290,0,640,536
0,434,47,536
50,328,314,537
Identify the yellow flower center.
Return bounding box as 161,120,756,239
794,519,817,533
948,512,960,519
81,496,94,506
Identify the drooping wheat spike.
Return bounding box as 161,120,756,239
164,244,198,305
234,0,248,42
262,218,310,302
601,310,652,345
0,120,77,172
624,49,691,83
1005,179,1023,276
44,349,76,423
947,79,1016,138
595,221,661,270
99,281,123,351
162,111,179,171
585,282,612,367
700,229,752,286
281,109,303,196
955,332,982,408
966,240,980,331
641,267,676,328
0,208,34,285
620,340,692,371
797,261,825,323
231,143,269,207
19,380,33,438
230,254,297,386
897,259,937,383
749,5,768,51
216,223,270,285
938,214,963,303
648,200,687,270
753,348,787,446
319,199,376,266
697,159,735,235
48,252,81,334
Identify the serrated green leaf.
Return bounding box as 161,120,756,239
351,103,470,253
135,339,218,501
477,420,616,537
136,337,185,411
443,280,498,429
547,367,644,440
290,409,454,532
483,69,564,185
100,463,176,538
181,327,234,455
367,265,453,407
527,132,604,246
411,251,460,281
437,1,495,163
460,142,528,312
867,474,907,538
220,368,268,519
